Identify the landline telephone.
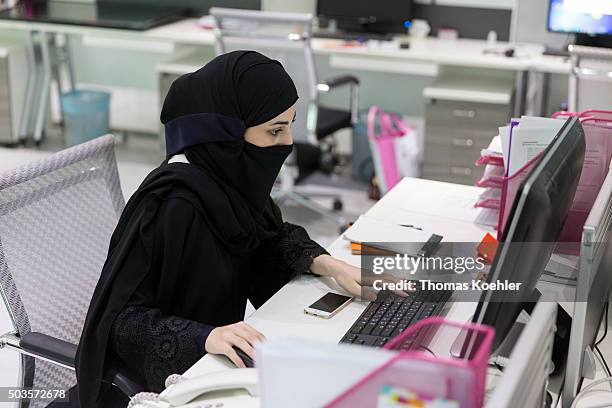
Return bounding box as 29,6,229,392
128,368,259,408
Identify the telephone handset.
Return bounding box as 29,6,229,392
158,368,258,406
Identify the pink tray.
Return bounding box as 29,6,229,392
325,317,494,408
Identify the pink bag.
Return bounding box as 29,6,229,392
367,106,416,194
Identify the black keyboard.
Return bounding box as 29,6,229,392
339,289,452,348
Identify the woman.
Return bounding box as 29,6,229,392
75,50,371,407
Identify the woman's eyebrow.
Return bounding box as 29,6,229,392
271,112,297,126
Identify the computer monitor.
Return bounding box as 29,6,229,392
548,0,612,36
317,0,412,34
473,117,586,350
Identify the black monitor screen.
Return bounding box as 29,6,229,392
317,0,412,34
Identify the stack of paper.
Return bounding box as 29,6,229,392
343,215,435,256
499,116,565,176
475,117,566,231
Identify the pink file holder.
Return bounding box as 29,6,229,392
475,155,504,167
475,197,501,210
476,177,503,188
497,152,543,239
497,118,612,242
325,318,494,408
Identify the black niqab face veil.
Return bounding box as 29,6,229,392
161,50,298,211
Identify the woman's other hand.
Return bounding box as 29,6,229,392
311,254,408,301
204,322,265,368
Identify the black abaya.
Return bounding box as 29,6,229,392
76,50,324,407
76,162,327,407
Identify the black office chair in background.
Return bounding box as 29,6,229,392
211,7,360,225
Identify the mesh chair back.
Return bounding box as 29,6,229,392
210,8,317,143
0,135,125,407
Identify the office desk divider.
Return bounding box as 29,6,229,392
325,318,494,408
497,117,612,244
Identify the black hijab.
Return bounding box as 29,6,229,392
162,50,298,212
76,51,299,407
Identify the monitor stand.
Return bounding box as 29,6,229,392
453,288,571,377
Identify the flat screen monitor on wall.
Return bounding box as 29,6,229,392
548,0,612,35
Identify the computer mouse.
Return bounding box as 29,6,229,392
232,346,254,368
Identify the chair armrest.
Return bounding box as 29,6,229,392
318,75,360,92
20,332,76,368
18,332,145,397
106,367,147,397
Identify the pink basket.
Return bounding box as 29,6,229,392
325,318,494,408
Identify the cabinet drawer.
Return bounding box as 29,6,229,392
423,128,492,167
426,99,510,128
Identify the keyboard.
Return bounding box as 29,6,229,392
339,289,452,348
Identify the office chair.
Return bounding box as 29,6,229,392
568,45,612,112
0,135,143,407
210,7,360,226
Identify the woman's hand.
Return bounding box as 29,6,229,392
310,255,408,301
204,322,265,368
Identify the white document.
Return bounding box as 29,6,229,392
507,117,565,175
482,135,503,156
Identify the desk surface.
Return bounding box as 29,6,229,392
183,177,496,379
181,177,611,408
0,16,571,74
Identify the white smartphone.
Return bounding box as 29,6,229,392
304,292,353,319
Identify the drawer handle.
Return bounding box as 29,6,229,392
452,138,474,147
451,167,472,176
452,109,476,119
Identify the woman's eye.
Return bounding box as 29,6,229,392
270,128,282,136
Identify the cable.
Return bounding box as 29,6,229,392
595,301,609,347
571,377,612,408
595,345,612,376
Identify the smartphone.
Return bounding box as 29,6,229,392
304,292,353,319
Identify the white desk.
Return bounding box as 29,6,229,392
0,16,570,74
178,177,612,408
183,177,493,379
0,16,571,141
